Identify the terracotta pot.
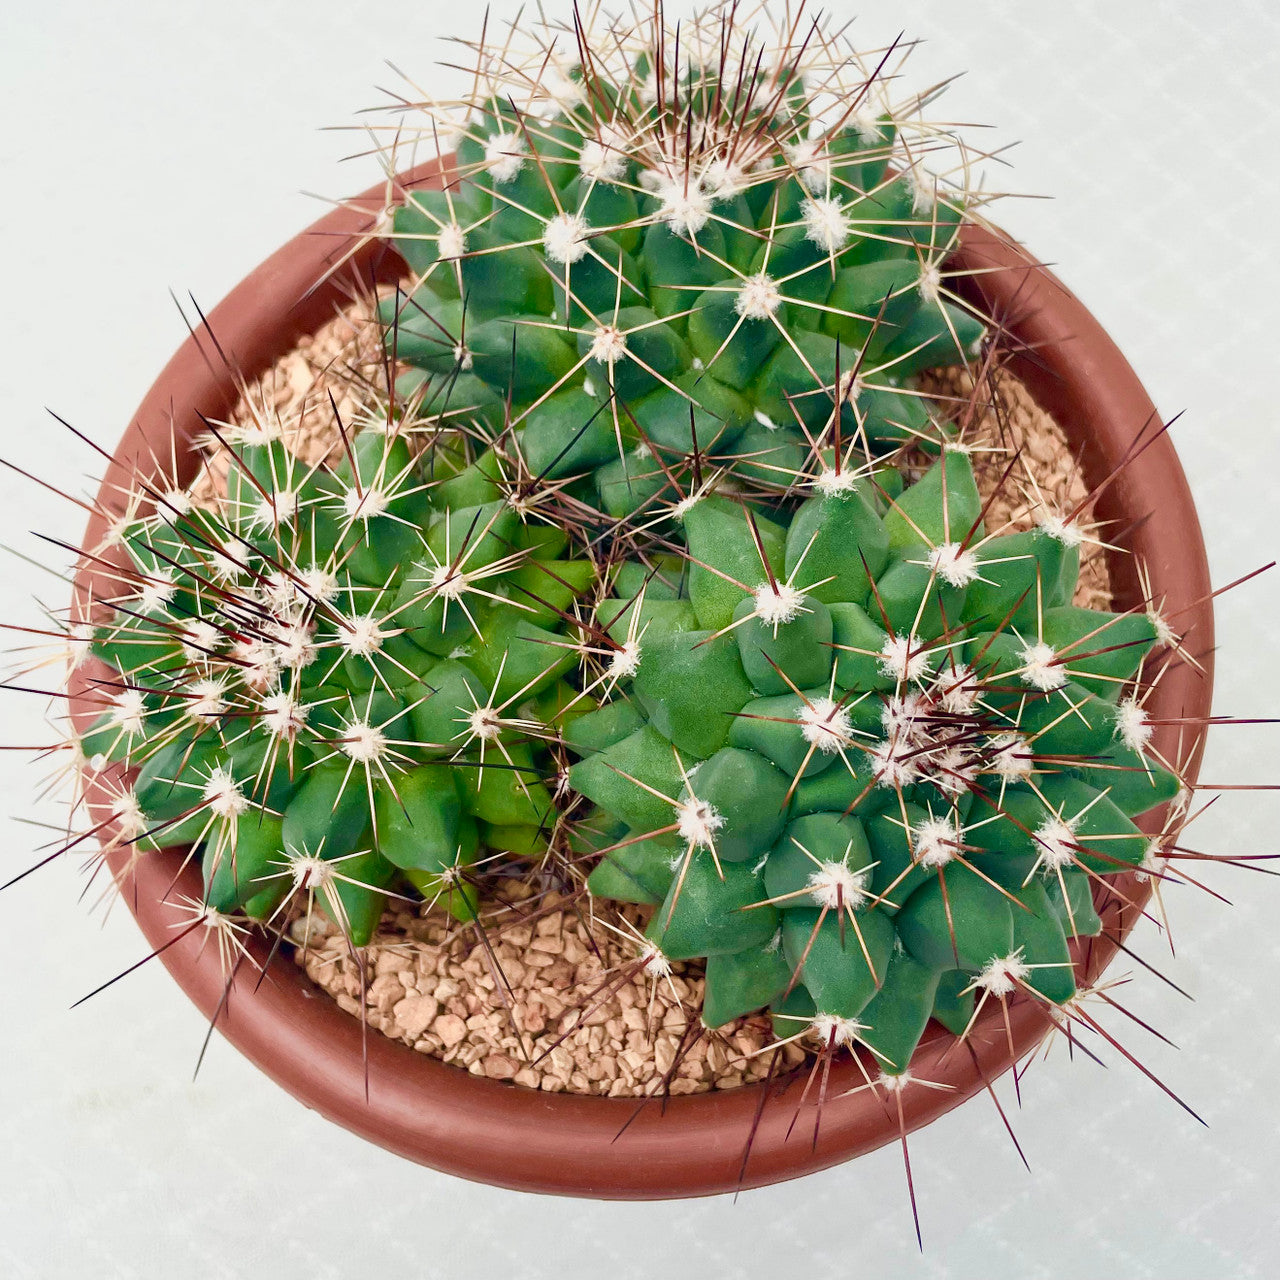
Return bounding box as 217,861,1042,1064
68,157,1214,1199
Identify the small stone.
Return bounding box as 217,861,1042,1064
483,1054,518,1081
368,974,405,1013
435,1014,467,1047
653,1036,677,1075
393,995,439,1038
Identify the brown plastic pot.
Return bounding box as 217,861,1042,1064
68,157,1214,1199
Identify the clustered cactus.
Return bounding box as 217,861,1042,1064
48,0,1198,1098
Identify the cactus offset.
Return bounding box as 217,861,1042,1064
79,397,592,944
567,442,1182,1070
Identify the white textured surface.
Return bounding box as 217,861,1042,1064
2,2,1279,1276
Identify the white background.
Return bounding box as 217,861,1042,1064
2,2,1279,1276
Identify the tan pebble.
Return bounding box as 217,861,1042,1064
393,994,440,1038
542,995,566,1019
500,959,526,986
514,1068,540,1089
535,914,562,938
660,1008,686,1030
465,1013,490,1031
435,978,460,1000
375,951,412,976
336,993,360,1017
434,1014,467,1047
622,1008,647,1033
669,1078,703,1096
653,1037,677,1075
616,984,637,1009
597,1054,618,1080
519,1007,547,1034
707,1041,728,1073
608,1078,631,1098
528,934,562,954
482,1054,518,1081
540,1076,566,1093
569,1071,589,1092
467,1060,486,1076
368,975,405,1014
524,951,555,969
562,937,587,965
718,1072,744,1089
504,926,533,948
605,1018,626,1041
446,997,469,1018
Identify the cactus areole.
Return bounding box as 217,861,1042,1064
65,9,1212,1198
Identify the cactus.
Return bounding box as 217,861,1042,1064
568,443,1181,1073
77,401,594,945
379,0,990,519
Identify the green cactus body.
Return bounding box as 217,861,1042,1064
84,418,588,944
567,447,1177,1072
380,26,991,528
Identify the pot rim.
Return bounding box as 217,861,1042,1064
66,157,1214,1199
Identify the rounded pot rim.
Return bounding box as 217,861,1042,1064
67,157,1215,1199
